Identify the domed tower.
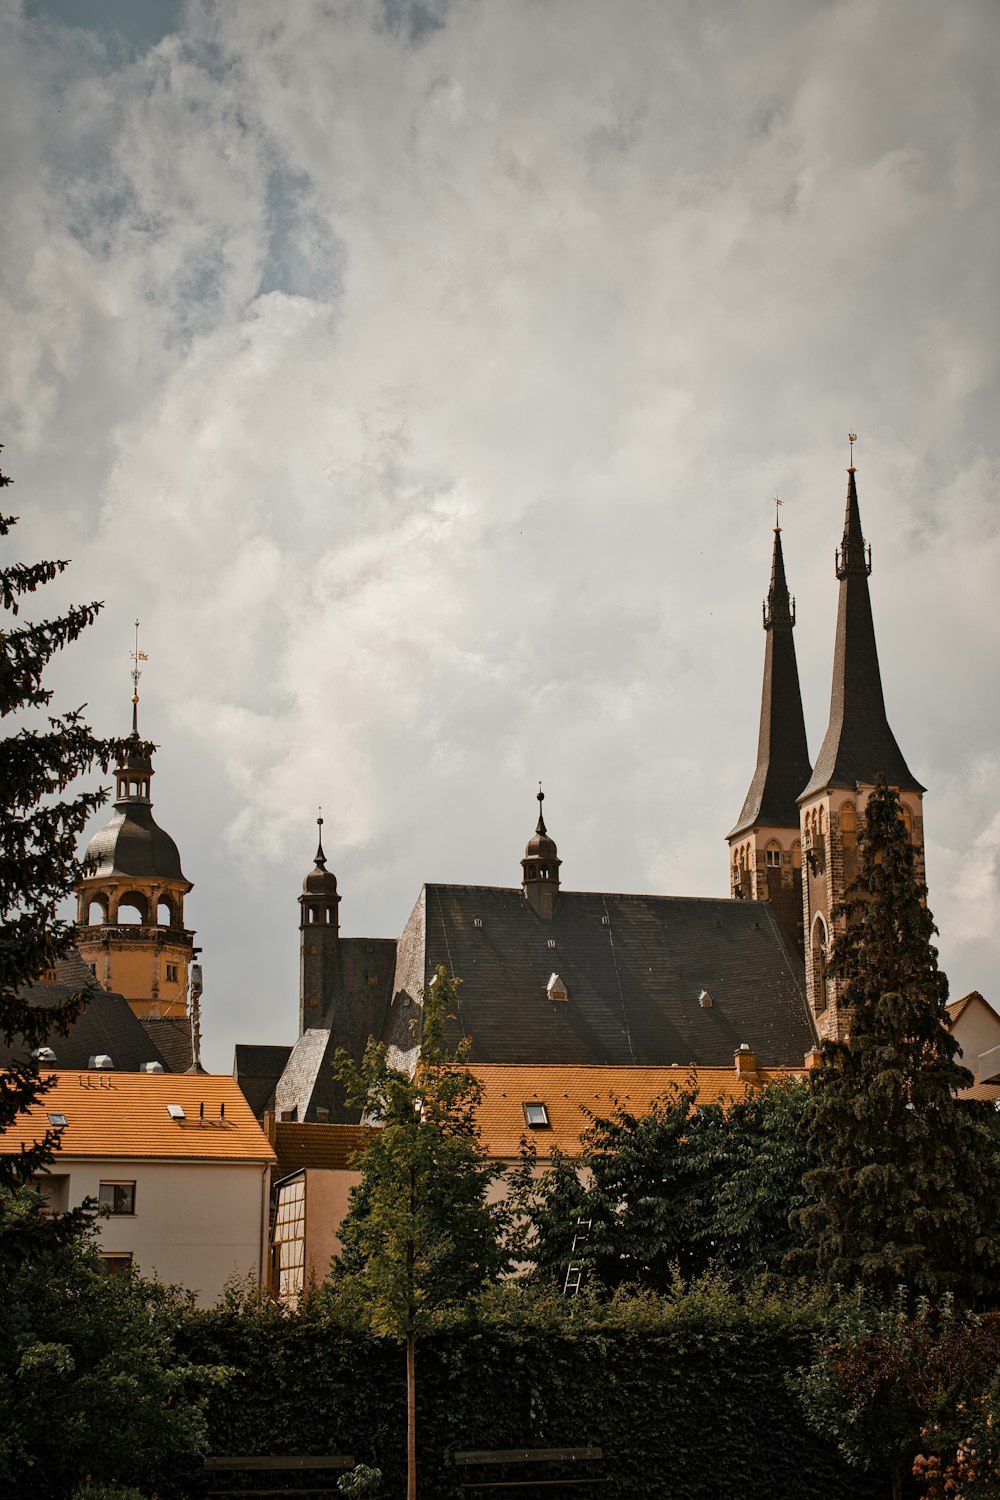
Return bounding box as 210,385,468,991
521,787,561,919
75,636,196,1026
299,815,341,1034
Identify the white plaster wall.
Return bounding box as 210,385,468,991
61,1158,269,1307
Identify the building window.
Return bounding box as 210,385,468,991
165,963,179,983
765,845,781,868
99,1181,136,1216
523,1102,550,1128
99,1252,134,1278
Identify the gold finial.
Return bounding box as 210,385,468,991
848,432,858,469
130,619,148,734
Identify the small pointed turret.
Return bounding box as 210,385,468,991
299,811,340,1034
522,786,561,918
800,460,923,799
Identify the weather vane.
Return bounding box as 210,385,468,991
130,619,148,732
774,493,783,531
848,431,858,467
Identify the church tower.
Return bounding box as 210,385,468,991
798,441,926,1040
728,522,812,952
522,788,561,919
76,633,198,1061
298,815,341,1035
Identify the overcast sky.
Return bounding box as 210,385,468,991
3,0,998,1070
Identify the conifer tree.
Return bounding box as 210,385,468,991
791,780,1000,1301
0,446,122,1234
332,968,507,1500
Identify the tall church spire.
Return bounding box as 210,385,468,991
728,523,811,951
729,525,811,839
799,440,927,1042
800,457,923,799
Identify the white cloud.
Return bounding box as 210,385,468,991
2,0,999,1064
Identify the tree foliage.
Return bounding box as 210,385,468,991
0,445,131,1260
332,966,508,1498
512,1078,813,1293
791,780,1000,1301
0,1234,224,1499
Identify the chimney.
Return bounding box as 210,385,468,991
734,1042,757,1078
804,1047,823,1070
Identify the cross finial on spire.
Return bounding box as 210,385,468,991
774,493,783,532
130,619,148,736
536,782,547,835
848,431,858,471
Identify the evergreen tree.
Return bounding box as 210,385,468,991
791,780,1000,1301
0,445,123,1258
332,967,508,1500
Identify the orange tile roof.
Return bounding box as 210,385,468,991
469,1063,805,1160
1,1072,276,1163
272,1122,369,1179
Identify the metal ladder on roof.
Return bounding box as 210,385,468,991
562,1218,592,1296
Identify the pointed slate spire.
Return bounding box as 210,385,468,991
800,455,924,799
729,526,812,838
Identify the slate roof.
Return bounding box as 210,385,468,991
801,470,924,798
234,1043,293,1118
1,1073,275,1163
2,952,169,1073
140,1016,194,1073
730,529,812,837
469,1062,808,1159
383,884,815,1071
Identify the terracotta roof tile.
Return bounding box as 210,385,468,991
469,1062,805,1160
1,1073,276,1163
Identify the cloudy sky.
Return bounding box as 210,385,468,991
3,0,998,1070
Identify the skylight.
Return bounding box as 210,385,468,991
523,1102,550,1128
47,1112,67,1127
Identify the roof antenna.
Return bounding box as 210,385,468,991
130,619,148,736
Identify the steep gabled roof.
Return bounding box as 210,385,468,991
801,468,923,799
382,884,815,1071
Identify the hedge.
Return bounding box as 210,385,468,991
180,1284,884,1499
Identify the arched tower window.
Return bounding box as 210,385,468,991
114,892,148,925
87,895,109,925
765,839,782,869
811,916,829,1014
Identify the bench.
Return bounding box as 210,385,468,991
455,1446,605,1491
204,1455,355,1497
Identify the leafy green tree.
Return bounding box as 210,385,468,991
791,780,1000,1301
332,967,508,1500
0,445,129,1266
0,1233,223,1499
514,1078,814,1294
792,1295,1000,1500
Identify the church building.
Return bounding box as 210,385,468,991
238,445,922,1123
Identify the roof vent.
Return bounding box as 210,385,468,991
140,1061,164,1073
547,938,556,949
32,1046,57,1064
473,917,483,928
698,989,713,1009
89,1055,114,1070
601,915,610,925
547,973,569,1003
166,1103,186,1121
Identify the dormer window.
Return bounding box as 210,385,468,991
547,973,568,1002
523,1102,549,1128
